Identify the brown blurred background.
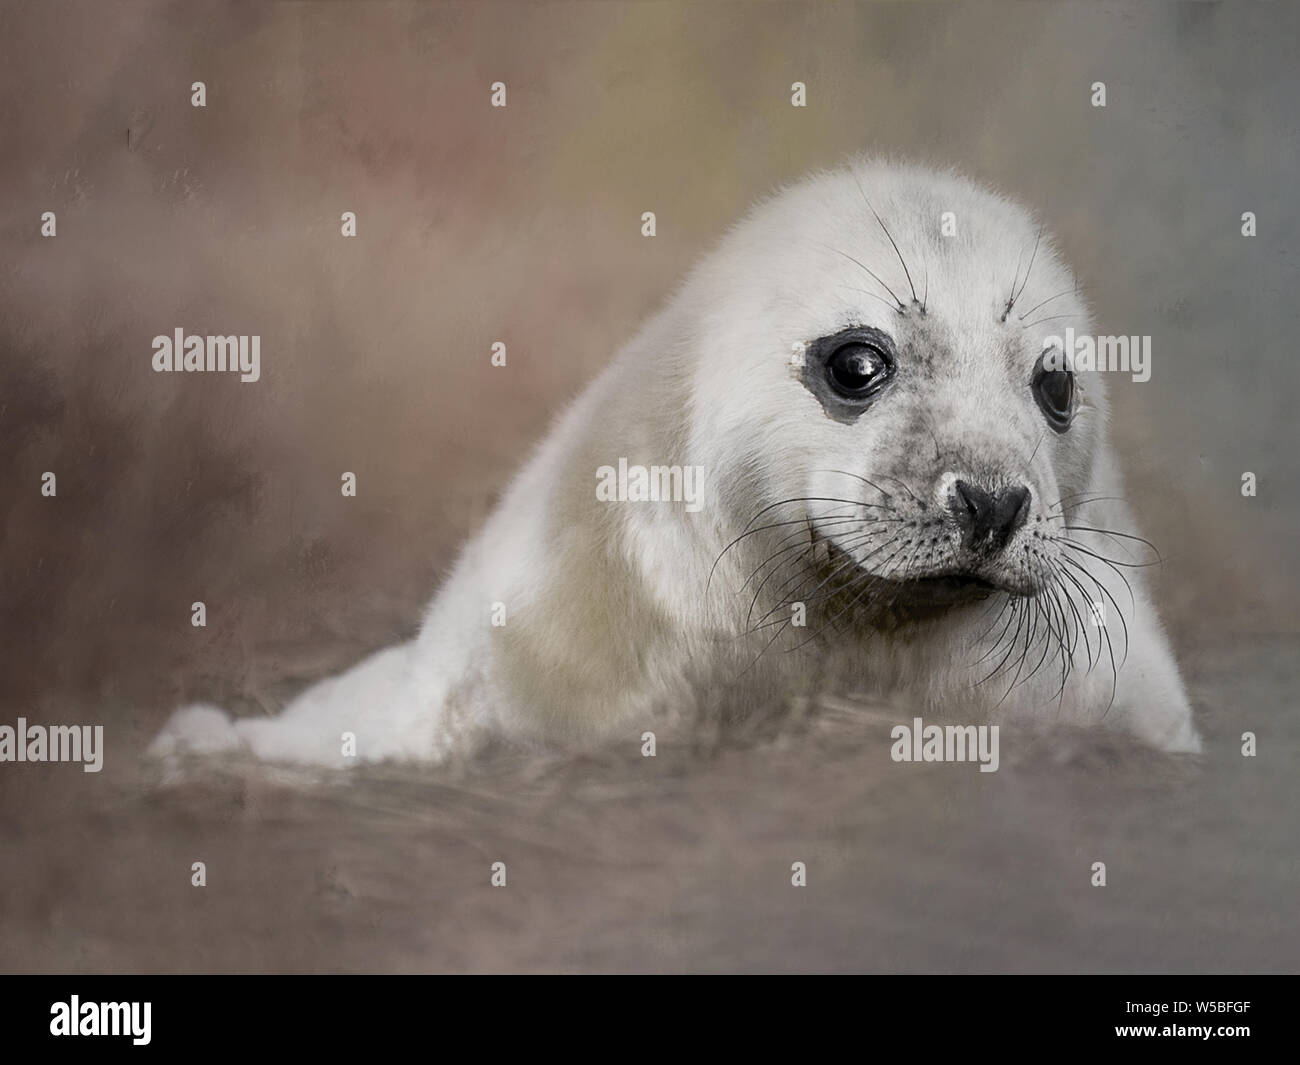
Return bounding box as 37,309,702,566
0,1,1296,974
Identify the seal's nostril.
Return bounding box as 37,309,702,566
953,479,991,524
999,484,1032,535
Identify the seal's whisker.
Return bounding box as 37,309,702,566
1048,489,1117,510
851,172,919,306
732,615,795,680
1059,553,1131,672
1027,429,1047,468
817,469,900,500
742,496,889,530
779,523,929,649
746,526,893,631
1053,539,1139,609
993,594,1040,705
816,240,906,311
746,527,899,632
970,593,1017,653
836,284,910,317
872,538,944,618
708,513,857,592
736,526,900,658
1015,225,1044,306
1002,224,1043,322
975,593,1030,679
821,538,923,637
1048,557,1099,672
1039,569,1077,680
1019,577,1067,694
1040,580,1076,702
1005,243,1026,322
1018,563,1061,683
1096,602,1120,717
1017,282,1078,323
745,527,881,629
922,416,944,464
781,535,920,653
709,498,891,592
1056,545,1157,580
1020,312,1079,330
1047,562,1088,667
871,473,924,505
976,598,1028,687
748,533,899,650
1061,524,1162,562
736,516,868,595
1048,493,1127,514
707,514,847,595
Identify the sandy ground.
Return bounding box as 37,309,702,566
1,634,1294,974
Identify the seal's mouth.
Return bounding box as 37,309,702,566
872,571,1030,611
915,573,1005,595
819,536,1033,611
913,573,1000,592
891,572,1002,605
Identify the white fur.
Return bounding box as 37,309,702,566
150,158,1200,767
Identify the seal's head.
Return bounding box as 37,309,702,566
688,160,1104,617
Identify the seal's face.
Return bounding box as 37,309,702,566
795,305,1086,608
692,163,1106,619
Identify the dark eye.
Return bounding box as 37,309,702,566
826,341,891,398
800,326,897,421
1032,349,1075,431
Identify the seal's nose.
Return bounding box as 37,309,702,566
950,480,1030,555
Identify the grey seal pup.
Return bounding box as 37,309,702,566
153,158,1201,765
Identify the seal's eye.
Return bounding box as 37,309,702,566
1032,349,1075,431
826,341,891,398
800,326,896,420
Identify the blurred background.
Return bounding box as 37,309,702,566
0,1,1296,973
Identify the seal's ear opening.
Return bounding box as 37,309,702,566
1032,348,1076,432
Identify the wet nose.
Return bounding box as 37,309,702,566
949,480,1031,554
